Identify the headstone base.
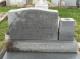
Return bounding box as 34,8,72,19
6,40,78,53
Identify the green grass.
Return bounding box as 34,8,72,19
0,6,18,12
0,41,5,50
48,0,51,2
0,7,80,42
0,20,8,41
0,6,18,41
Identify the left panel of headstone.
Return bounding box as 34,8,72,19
8,8,59,40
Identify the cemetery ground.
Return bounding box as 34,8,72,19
0,7,80,50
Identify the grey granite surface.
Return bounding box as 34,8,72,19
3,52,80,59
8,8,58,40
59,18,75,41
11,40,77,52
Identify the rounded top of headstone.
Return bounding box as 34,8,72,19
8,8,58,13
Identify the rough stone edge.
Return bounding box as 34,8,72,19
0,13,8,22
0,47,6,59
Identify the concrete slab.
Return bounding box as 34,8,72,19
2,52,80,59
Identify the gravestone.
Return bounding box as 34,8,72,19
2,8,80,59
35,0,48,9
8,8,58,40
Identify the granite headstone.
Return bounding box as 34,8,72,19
3,8,80,59
8,8,58,40
6,8,78,53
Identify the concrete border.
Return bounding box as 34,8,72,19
0,48,6,59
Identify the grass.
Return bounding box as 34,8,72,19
48,0,51,2
0,7,80,42
0,6,18,12
0,20,8,41
0,6,18,41
51,7,80,41
0,20,8,51
0,41,5,51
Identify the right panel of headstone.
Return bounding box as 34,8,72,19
59,18,75,41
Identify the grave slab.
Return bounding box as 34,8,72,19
2,52,80,59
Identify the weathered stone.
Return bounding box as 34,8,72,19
10,40,77,52
59,18,75,41
8,8,58,40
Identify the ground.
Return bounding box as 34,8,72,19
0,7,80,46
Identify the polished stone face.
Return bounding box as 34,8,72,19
8,8,58,40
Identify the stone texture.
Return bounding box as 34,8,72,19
8,8,58,40
59,18,75,41
11,40,77,52
3,52,80,59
